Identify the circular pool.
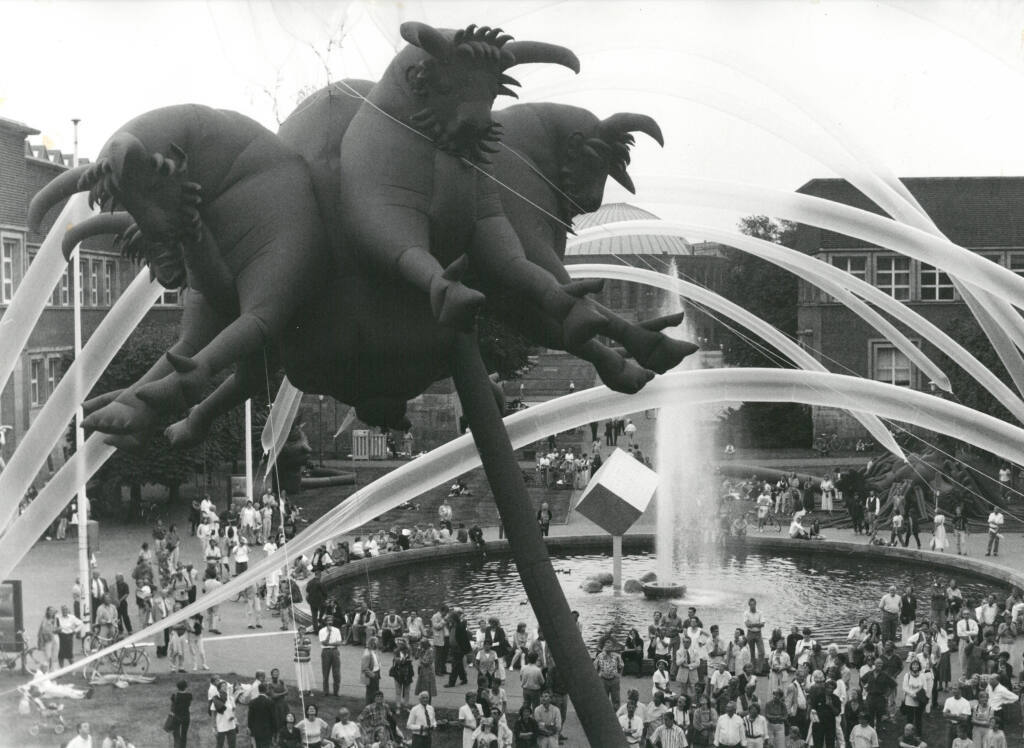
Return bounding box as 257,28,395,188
327,548,993,649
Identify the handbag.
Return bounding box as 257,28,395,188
915,688,929,707
162,712,179,733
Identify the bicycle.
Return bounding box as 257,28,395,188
0,631,48,675
80,631,150,681
755,509,783,533
812,432,840,457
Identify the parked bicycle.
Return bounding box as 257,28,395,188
0,631,48,675
79,632,150,681
812,432,841,456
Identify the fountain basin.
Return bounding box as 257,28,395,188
641,581,687,599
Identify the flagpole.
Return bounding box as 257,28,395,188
245,399,253,502
71,117,91,621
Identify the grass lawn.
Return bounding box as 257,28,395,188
0,671,467,747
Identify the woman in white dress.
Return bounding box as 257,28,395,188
931,514,949,552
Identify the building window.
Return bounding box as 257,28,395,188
157,289,181,306
104,261,116,306
89,260,99,306
875,255,910,300
830,254,867,283
77,258,85,307
30,358,43,406
1008,252,1024,279
1,238,17,303
919,263,954,301
58,266,70,307
46,358,61,398
872,343,913,387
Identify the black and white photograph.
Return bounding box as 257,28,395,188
0,2,1022,746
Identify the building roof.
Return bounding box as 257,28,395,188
567,202,693,256
795,176,1024,252
0,115,40,136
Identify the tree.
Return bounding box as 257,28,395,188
73,321,267,512
715,216,809,448
477,314,533,381
719,216,800,367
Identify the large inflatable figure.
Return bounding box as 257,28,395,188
28,106,324,448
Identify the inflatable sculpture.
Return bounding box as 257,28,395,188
28,24,696,745
28,105,324,448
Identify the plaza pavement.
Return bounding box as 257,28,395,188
8,485,1024,744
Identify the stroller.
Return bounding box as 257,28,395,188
16,685,67,737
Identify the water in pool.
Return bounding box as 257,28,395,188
327,548,993,648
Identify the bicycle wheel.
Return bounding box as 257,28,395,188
80,634,95,656
22,647,48,675
122,648,150,677
829,434,841,453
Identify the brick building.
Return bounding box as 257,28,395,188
794,176,1024,436
0,115,182,475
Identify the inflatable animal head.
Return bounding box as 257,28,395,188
386,22,579,162
498,104,664,217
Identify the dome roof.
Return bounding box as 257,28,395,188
567,203,693,256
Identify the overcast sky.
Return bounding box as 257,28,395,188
3,1,1024,234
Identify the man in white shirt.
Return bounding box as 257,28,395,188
954,610,979,676
848,711,878,748
878,586,901,643
986,674,1020,714
985,508,1004,556
620,699,645,747
65,721,93,748
976,595,1000,631
714,701,745,748
743,598,766,670
319,617,342,697
942,684,972,746
406,691,436,748
331,707,365,747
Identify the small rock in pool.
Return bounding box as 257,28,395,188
623,579,643,593
595,572,614,586
639,571,658,583
581,579,604,593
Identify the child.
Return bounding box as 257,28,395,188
951,722,972,748
785,724,807,748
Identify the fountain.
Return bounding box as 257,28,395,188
643,260,714,599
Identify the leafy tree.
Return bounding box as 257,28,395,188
715,216,809,448
70,321,267,511
477,314,533,381
719,215,800,366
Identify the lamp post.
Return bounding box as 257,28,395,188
317,395,325,467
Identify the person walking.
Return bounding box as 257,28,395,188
594,639,624,709
318,616,342,697
169,679,192,748
246,682,276,748
624,419,638,447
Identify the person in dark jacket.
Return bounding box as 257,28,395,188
306,573,325,632
447,610,472,687
246,683,276,748
169,679,192,748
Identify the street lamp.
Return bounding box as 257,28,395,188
317,395,325,466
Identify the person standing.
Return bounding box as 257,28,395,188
951,503,969,555
764,689,788,748
650,711,687,747
391,637,415,710
714,700,745,748
742,703,769,748
942,685,972,748
985,507,1004,556
361,636,383,704
213,680,239,748
878,586,900,644
533,691,562,748
899,586,917,645
306,573,325,632
594,639,624,709
624,419,638,447
431,605,449,677
848,711,878,748
536,503,552,537
955,610,979,677
169,679,192,748
448,610,471,687
318,616,342,697
459,691,484,748
407,691,437,748
744,598,766,673
246,682,276,748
